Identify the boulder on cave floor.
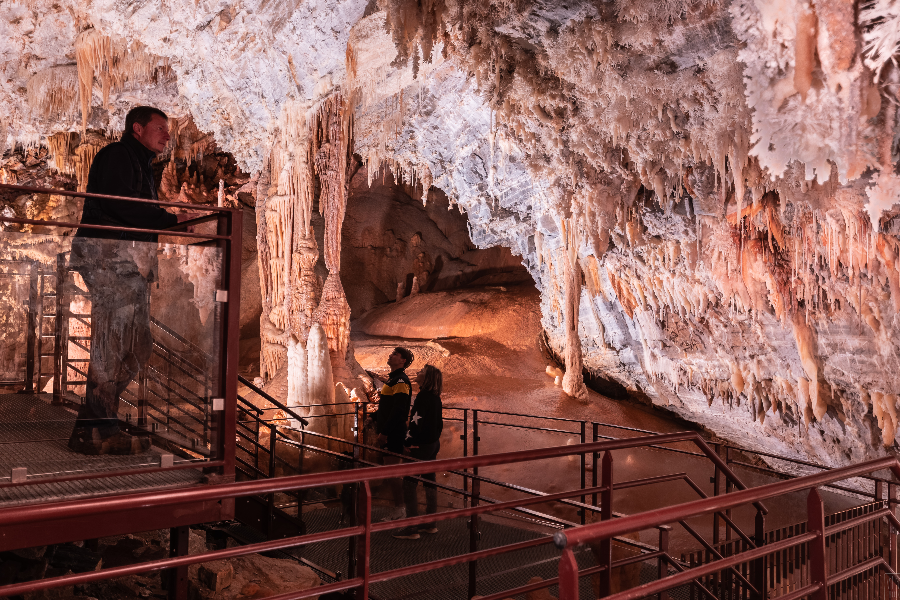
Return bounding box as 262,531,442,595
187,553,320,600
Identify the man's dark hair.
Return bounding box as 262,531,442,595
394,346,414,369
124,106,168,137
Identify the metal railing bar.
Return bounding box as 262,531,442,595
0,433,770,528
0,523,361,598
826,557,900,587
595,533,817,600
369,484,612,535
149,347,209,389
143,390,206,429
824,506,891,536
142,408,206,444
557,457,900,549
165,214,220,231
657,554,720,600
368,536,550,584
613,472,688,490
144,366,206,406
0,183,237,213
776,583,826,600
237,395,263,414
237,374,309,426
677,519,757,592
144,371,207,413
150,318,212,364
0,459,219,490
0,215,228,240
293,440,577,528
293,430,593,522
234,456,267,479
143,368,208,415
727,459,885,497
475,420,582,435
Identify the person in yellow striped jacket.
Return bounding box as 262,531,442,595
367,347,414,520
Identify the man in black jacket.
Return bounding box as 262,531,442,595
68,106,178,455
367,347,414,520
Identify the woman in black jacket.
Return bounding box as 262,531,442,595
393,365,444,540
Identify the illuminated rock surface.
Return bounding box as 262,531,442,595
2,0,900,466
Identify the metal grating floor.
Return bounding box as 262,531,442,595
0,393,203,506
228,505,601,600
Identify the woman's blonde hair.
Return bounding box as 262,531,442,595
419,364,443,395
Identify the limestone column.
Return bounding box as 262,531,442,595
311,95,352,378
561,220,589,401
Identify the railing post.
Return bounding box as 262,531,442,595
580,421,586,525
725,445,733,543
24,261,37,393
52,252,68,405
598,450,613,598
592,422,599,515
890,483,898,577
808,487,828,600
461,408,468,508
558,547,580,600
751,508,766,600
355,481,371,600
167,525,189,600
137,371,148,428
712,442,722,546
267,423,276,538
361,402,367,447
658,526,670,600
468,410,480,599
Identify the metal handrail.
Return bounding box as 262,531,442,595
0,183,237,212
553,456,900,600
238,374,309,426
0,439,896,600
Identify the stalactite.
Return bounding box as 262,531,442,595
561,218,588,401
72,133,111,192
311,94,352,371
26,66,79,121
74,29,168,131
47,132,78,175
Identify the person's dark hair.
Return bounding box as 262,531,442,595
419,364,442,395
394,346,414,369
124,106,168,137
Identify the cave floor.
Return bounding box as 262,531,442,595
349,283,861,554
0,392,202,506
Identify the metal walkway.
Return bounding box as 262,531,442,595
227,505,605,600
0,392,202,506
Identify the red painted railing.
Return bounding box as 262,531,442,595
0,432,766,599
554,456,900,600
0,182,242,493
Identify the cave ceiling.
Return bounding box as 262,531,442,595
2,0,900,466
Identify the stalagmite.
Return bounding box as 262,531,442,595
286,335,308,429
307,323,340,448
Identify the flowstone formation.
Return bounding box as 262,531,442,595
2,0,900,466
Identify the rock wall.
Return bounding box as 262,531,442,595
2,0,900,465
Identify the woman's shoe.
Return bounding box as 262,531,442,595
391,527,420,540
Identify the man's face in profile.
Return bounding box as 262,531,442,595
133,114,171,154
